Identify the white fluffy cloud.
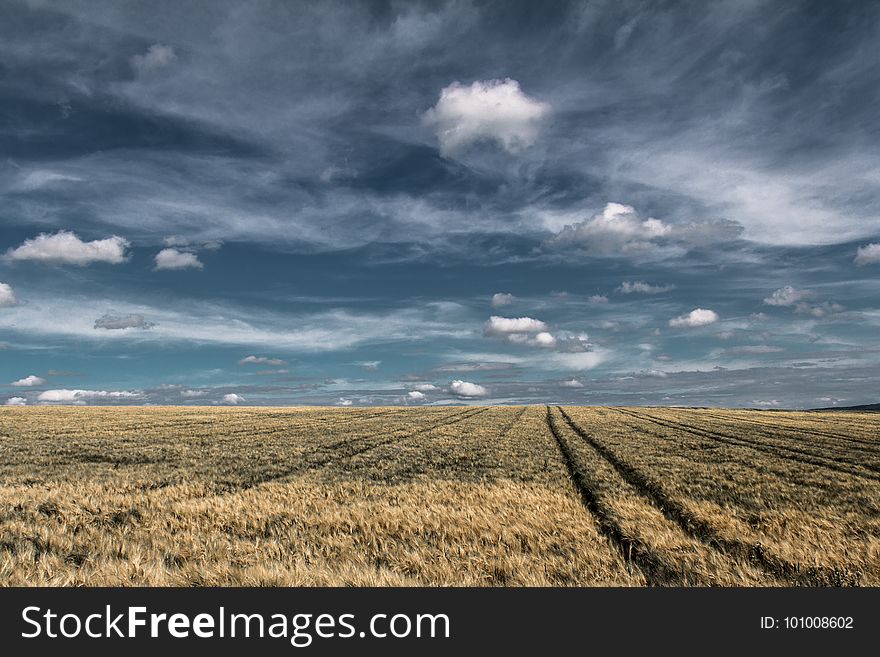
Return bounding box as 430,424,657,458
0,283,17,308
131,44,176,75
154,248,203,270
37,389,140,403
507,331,557,348
763,285,810,306
4,397,27,406
855,243,880,266
448,380,488,397
560,378,584,388
11,375,46,387
533,331,556,347
222,393,244,404
5,231,129,265
94,313,155,330
239,355,287,366
617,281,675,294
336,398,353,406
412,383,439,392
484,315,548,336
669,308,719,328
407,390,426,401
491,292,515,308
422,78,550,155
588,294,608,304
546,203,742,257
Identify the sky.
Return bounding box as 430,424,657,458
2,0,880,409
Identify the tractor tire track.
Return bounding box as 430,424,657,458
498,406,528,438
545,406,688,586
615,408,880,483
697,413,880,453
198,407,491,496
560,407,860,586
601,411,866,497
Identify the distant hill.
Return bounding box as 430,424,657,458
812,402,880,412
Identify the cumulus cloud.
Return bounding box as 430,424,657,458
37,389,140,403
407,390,426,401
358,361,381,371
484,316,548,336
669,308,719,328
239,355,287,366
533,331,557,347
855,243,880,266
154,248,203,270
94,313,155,330
4,397,26,406
560,378,584,388
491,292,515,308
507,331,557,348
222,393,244,404
422,78,549,155
412,383,439,392
485,316,559,349
0,283,17,308
4,231,129,265
588,294,608,304
763,285,810,306
448,380,488,397
131,43,176,75
11,375,46,387
336,398,353,406
546,203,742,258
617,281,675,295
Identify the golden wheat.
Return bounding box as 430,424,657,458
0,404,876,586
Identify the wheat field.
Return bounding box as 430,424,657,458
0,405,877,586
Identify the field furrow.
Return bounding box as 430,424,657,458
545,407,777,586
615,408,880,482
558,408,859,585
568,408,878,584
1,405,876,587
690,411,880,453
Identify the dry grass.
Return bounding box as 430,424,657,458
1,404,877,586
